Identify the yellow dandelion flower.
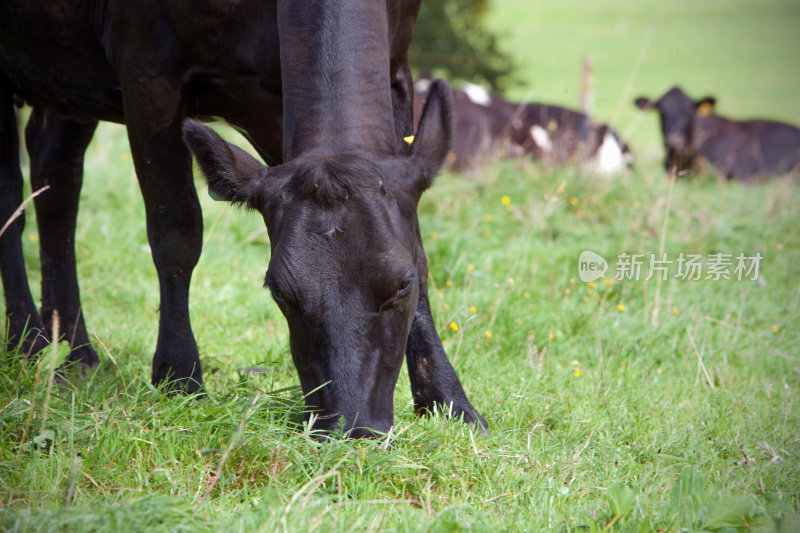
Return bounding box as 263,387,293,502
587,281,596,288
443,303,449,310
573,368,581,377
672,308,679,315
604,279,612,286
470,306,477,314
484,331,492,339
771,324,779,333
501,195,512,206
436,291,444,299
467,264,475,272
523,292,530,298
617,304,625,312
549,333,555,341
28,234,37,242
569,278,575,285
449,322,458,331
445,280,453,287
570,196,580,206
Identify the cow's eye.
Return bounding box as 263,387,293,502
379,275,417,312
270,287,286,304
397,276,415,298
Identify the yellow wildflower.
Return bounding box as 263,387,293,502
771,325,779,333
470,306,477,314
617,304,625,312
573,368,581,377
484,331,492,339
467,264,475,272
587,281,596,288
501,195,512,206
445,280,453,287
570,196,580,206
449,322,458,332
604,279,612,286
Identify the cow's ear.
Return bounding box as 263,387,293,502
406,79,454,192
695,97,716,117
634,97,654,111
182,120,270,208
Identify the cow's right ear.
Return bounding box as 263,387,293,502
634,97,654,111
406,79,454,193
182,119,270,208
695,97,716,117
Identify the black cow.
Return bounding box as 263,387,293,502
413,79,633,174
0,0,485,436
635,86,800,180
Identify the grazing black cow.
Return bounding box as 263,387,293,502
635,86,800,180
413,79,633,174
0,0,485,436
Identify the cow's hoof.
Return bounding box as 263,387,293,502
11,329,52,358
153,375,205,396
417,401,489,434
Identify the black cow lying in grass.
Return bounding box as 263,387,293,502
413,79,633,174
635,86,800,180
0,0,485,437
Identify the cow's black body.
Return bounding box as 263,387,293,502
635,86,800,180
0,0,484,436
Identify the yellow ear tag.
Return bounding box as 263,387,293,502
697,102,713,117
403,135,415,145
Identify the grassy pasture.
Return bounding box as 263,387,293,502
2,0,800,531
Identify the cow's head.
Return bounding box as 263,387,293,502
183,81,453,437
635,86,715,174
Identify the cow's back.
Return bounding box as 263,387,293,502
0,1,282,123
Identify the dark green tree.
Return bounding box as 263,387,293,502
410,0,516,92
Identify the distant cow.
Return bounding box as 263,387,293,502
635,86,800,180
413,79,633,174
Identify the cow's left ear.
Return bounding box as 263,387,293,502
695,97,716,117
634,97,654,111
406,79,454,193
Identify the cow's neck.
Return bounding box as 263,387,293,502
278,1,396,160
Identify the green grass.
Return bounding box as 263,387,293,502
3,1,800,531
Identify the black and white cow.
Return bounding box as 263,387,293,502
413,79,633,174
635,86,800,180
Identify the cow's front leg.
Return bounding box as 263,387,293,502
405,233,487,430
0,76,50,355
26,110,99,370
120,80,203,393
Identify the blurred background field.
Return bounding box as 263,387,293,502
490,0,800,161
3,1,800,531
